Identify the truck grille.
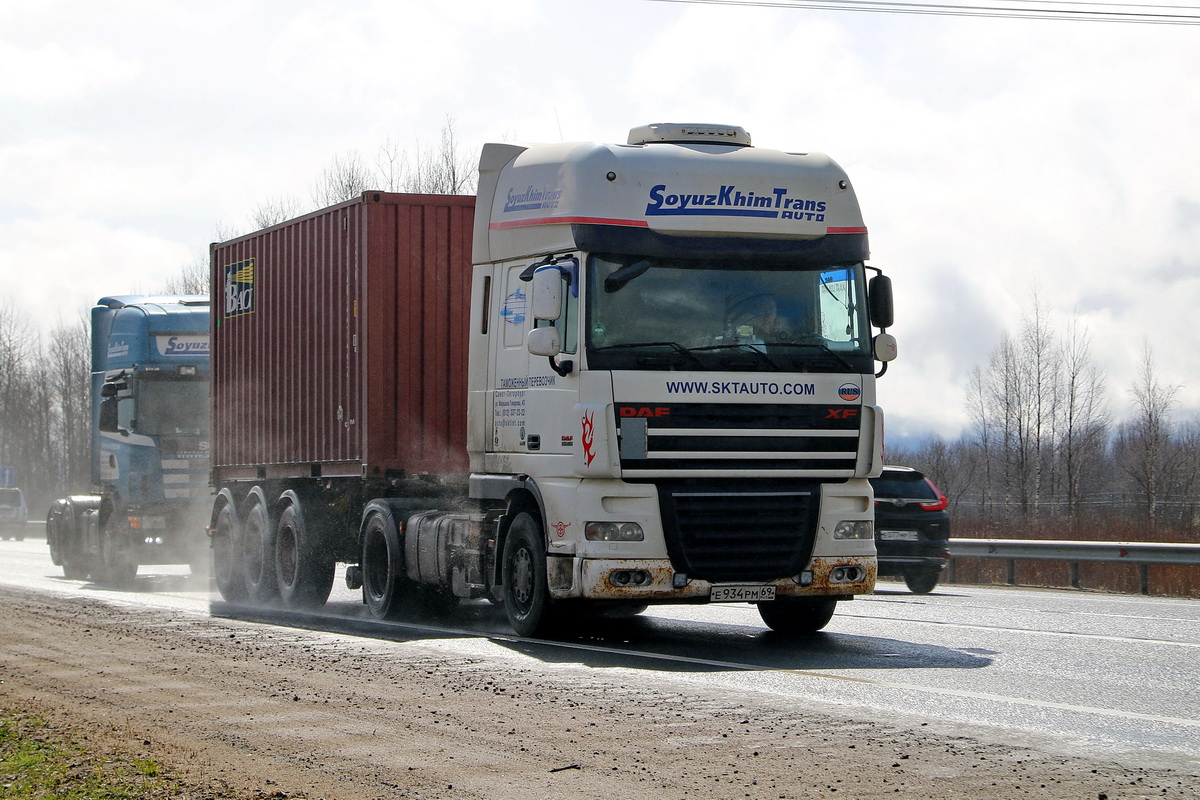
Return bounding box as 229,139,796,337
618,403,860,477
656,481,818,582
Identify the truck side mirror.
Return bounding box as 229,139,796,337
527,326,561,357
868,274,893,330
532,266,563,321
873,332,898,362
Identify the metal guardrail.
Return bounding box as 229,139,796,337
946,538,1200,593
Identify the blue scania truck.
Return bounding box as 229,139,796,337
47,295,211,584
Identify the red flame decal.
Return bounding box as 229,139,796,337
581,409,596,467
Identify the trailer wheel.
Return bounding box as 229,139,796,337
241,492,279,603
275,497,334,609
501,512,555,637
361,508,410,619
757,598,837,635
211,498,247,602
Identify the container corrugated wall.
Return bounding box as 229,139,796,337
210,193,475,481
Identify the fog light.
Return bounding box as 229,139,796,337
833,520,873,539
830,566,865,583
609,570,651,587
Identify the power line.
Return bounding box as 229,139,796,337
646,0,1200,24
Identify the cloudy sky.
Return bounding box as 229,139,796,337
3,0,1198,443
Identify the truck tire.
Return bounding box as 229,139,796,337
46,507,64,565
903,567,940,595
97,515,138,587
360,508,411,620
501,512,556,637
274,496,334,610
49,498,96,580
241,491,279,604
757,597,837,635
211,497,247,602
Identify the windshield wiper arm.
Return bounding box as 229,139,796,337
591,341,705,367
767,341,857,371
688,343,783,371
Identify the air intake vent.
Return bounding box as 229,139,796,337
628,123,751,147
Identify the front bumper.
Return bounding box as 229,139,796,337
558,555,877,602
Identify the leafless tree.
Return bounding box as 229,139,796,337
1056,320,1110,517
0,302,54,508
310,150,375,208
374,115,478,196
46,315,91,495
402,116,478,195
250,195,303,230
1116,343,1181,527
161,250,209,296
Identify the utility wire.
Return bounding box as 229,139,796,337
646,0,1200,24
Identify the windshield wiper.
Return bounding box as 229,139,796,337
766,341,858,372
591,341,705,368
688,343,783,371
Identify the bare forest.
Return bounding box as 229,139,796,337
889,304,1200,548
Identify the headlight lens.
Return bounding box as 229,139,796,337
585,521,645,541
833,520,873,540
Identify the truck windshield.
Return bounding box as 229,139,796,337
136,377,209,436
586,254,873,373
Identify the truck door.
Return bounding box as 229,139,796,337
491,261,533,454
489,258,580,458
524,258,580,462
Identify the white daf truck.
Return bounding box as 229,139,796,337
209,122,896,637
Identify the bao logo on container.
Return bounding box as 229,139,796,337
224,258,256,318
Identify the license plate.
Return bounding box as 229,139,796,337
879,529,919,541
710,585,776,603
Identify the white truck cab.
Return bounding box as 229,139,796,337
467,123,897,634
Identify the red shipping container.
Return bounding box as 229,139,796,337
210,192,475,481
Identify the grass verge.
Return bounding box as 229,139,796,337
1,709,182,799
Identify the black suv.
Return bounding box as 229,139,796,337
870,466,950,593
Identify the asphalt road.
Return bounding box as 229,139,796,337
3,534,1198,774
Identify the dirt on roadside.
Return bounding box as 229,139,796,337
1,586,1196,800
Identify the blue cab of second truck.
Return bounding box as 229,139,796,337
92,295,210,532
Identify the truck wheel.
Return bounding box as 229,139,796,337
98,517,138,587
275,498,334,610
241,493,279,604
903,568,940,595
757,598,837,635
49,499,95,580
502,512,555,637
211,499,247,602
361,509,411,619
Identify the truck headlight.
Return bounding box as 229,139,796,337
585,521,645,541
833,520,873,539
